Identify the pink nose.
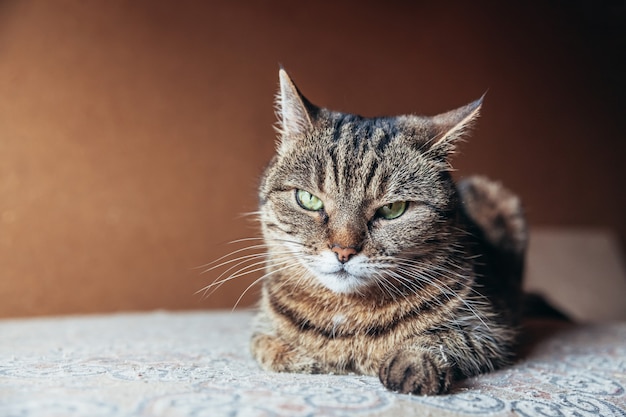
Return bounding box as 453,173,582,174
331,245,357,263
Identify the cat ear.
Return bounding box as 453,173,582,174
276,69,317,147
426,95,484,158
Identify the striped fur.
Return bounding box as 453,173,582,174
250,70,527,395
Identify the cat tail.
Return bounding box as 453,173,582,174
456,175,527,256
521,292,571,322
457,176,528,324
457,176,571,323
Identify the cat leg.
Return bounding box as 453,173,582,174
379,324,514,395
379,343,453,395
457,176,527,254
250,332,321,374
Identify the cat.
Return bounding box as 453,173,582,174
248,69,527,395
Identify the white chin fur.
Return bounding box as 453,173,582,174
306,252,371,294
314,272,366,294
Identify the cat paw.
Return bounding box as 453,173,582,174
379,348,453,395
457,176,527,254
250,333,321,373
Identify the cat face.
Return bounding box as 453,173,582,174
258,70,482,295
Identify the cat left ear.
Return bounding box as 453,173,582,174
276,69,317,149
426,95,484,157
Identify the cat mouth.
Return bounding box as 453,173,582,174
314,267,357,280
311,268,370,294
333,269,353,280
317,265,362,280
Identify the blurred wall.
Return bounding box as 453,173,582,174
0,1,624,318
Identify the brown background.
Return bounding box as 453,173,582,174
0,1,624,318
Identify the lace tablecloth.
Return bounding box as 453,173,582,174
1,310,625,416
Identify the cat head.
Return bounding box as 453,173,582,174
258,69,482,295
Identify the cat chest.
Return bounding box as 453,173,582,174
267,292,431,370
276,309,410,366
305,314,406,374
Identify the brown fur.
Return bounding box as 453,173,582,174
248,70,527,395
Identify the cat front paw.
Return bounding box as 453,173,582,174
379,348,453,395
250,333,320,374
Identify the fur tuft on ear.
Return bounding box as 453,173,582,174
275,69,318,152
425,95,484,158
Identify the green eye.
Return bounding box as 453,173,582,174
376,201,408,220
295,189,324,211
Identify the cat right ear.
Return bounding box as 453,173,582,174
425,96,484,158
275,69,317,152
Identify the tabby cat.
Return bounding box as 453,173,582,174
249,69,527,395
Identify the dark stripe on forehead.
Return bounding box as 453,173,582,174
331,116,346,143
327,116,346,188
373,118,395,152
352,119,369,150
329,147,340,188
313,153,326,192
364,159,379,190
324,115,400,193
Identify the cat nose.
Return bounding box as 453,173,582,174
330,244,358,263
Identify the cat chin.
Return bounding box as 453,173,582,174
312,271,367,294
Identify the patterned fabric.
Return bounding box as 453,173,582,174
1,311,625,417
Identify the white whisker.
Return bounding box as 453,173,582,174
394,264,491,331
231,262,301,311
197,257,294,299
194,243,268,269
